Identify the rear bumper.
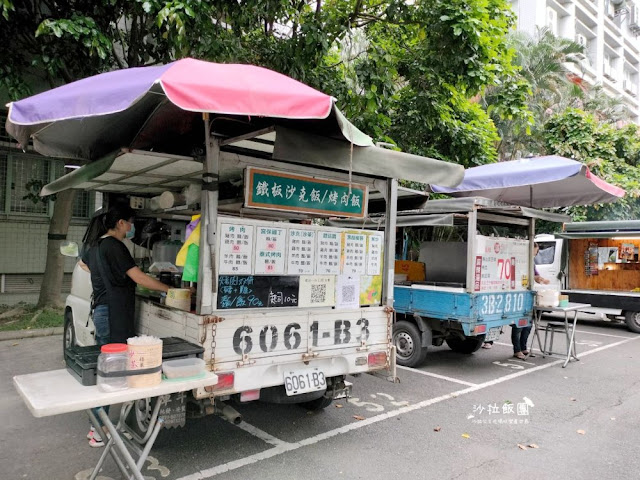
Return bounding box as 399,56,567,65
195,349,390,400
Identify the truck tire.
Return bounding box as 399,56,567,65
393,321,428,367
299,396,333,411
446,335,485,354
624,311,640,333
63,311,75,355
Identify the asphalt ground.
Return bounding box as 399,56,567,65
2,315,640,480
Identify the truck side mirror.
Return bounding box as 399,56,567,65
60,241,79,257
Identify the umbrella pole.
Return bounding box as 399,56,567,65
530,185,533,208
197,113,219,315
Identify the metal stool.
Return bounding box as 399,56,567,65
542,322,568,356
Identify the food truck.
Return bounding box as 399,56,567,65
6,59,464,423
536,220,640,333
334,197,569,367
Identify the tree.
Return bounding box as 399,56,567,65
2,0,525,305
483,28,587,160
543,108,640,221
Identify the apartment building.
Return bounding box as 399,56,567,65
511,0,640,122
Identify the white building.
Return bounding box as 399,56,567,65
510,0,640,122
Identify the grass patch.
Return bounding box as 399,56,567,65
0,303,64,332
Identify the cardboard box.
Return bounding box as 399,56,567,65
395,260,426,282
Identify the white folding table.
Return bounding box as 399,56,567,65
13,369,218,480
531,302,591,368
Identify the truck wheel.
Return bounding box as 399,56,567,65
63,311,75,355
446,335,485,354
393,321,428,367
624,311,640,333
300,396,333,411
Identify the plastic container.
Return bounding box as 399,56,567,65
166,288,191,311
162,357,205,379
558,294,569,307
537,289,560,307
152,240,183,265
97,343,129,392
127,336,163,388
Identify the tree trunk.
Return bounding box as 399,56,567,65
37,189,77,308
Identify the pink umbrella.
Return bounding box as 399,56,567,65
6,58,464,188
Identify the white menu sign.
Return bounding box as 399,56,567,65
254,226,286,274
367,233,383,276
472,235,530,292
219,223,254,274
343,233,366,275
316,230,341,275
288,229,315,275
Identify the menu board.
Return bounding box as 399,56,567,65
343,233,366,275
316,231,341,275
255,226,286,274
288,229,315,275
216,218,383,310
217,275,299,309
472,235,530,292
219,224,254,274
367,234,383,276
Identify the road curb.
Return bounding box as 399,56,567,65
0,327,64,341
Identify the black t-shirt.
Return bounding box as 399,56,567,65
82,236,137,342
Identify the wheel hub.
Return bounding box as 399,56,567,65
395,332,414,358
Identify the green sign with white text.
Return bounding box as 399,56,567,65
245,167,367,218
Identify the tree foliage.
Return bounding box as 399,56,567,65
2,0,526,167
544,109,640,221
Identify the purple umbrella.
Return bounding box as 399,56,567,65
431,156,625,208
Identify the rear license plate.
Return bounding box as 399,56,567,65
484,327,501,342
284,367,326,396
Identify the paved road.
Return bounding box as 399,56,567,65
3,317,640,480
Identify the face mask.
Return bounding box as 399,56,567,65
126,224,135,239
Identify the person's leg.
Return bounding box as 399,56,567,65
511,326,525,358
520,326,532,354
90,304,110,446
92,304,110,346
511,326,520,353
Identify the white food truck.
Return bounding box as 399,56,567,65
42,131,462,428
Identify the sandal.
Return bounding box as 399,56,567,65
522,350,529,356
482,343,493,349
513,352,525,359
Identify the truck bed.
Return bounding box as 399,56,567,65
394,284,534,335
563,289,640,311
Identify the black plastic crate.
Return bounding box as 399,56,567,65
65,337,205,386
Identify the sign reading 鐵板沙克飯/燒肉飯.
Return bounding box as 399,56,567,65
245,167,367,218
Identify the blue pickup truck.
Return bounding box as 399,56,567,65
389,197,567,366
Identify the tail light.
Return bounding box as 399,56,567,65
518,318,529,327
473,324,487,335
368,351,388,368
204,371,234,393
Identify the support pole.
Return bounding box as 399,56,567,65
197,114,220,314
466,207,478,293
383,179,398,306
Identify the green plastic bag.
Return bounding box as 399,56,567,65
182,243,199,282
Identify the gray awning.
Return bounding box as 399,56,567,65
41,149,202,196
328,213,455,229
273,127,464,187
416,197,571,222
558,231,640,239
563,220,640,232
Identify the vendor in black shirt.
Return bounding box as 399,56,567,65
80,205,169,344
